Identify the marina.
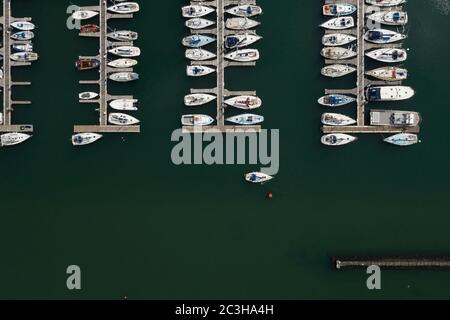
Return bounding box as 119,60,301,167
70,0,141,144
181,0,263,133
319,0,421,146
0,0,37,146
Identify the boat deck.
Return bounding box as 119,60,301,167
321,0,420,135
73,1,140,134
0,1,34,133
182,0,261,133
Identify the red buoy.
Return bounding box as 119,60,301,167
267,192,273,199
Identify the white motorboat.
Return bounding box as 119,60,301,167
365,48,407,63
366,0,406,7
186,65,215,77
245,172,273,184
109,72,139,82
185,18,215,29
108,46,141,57
226,114,264,125
384,133,420,146
321,134,357,146
72,133,102,146
364,29,406,44
226,17,260,30
320,17,354,30
321,47,356,60
0,132,32,147
107,30,138,41
366,66,408,81
185,48,216,61
182,5,215,18
367,11,408,25
79,92,98,100
11,21,35,31
184,94,216,106
226,5,263,17
370,110,421,127
0,112,3,125
321,113,356,126
322,33,356,46
225,49,259,62
10,52,38,62
181,114,214,126
321,64,356,78
72,10,98,20
110,99,138,111
108,2,140,14
108,58,138,68
366,86,415,101
225,96,262,110
108,113,140,126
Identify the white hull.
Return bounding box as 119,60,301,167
226,114,264,125
366,48,407,63
225,49,259,62
107,30,138,41
245,172,273,184
226,17,260,30
321,113,356,126
367,11,408,25
225,96,262,110
72,10,98,20
366,0,406,7
108,113,140,126
186,65,215,77
11,21,35,31
322,33,356,46
185,18,215,29
108,2,140,14
79,92,98,100
366,67,408,81
226,5,262,17
108,58,138,68
110,99,138,111
384,133,419,146
181,115,214,126
184,94,216,106
1,133,32,147
185,48,216,61
320,17,354,30
321,47,356,60
182,5,215,18
72,133,102,146
321,134,357,146
321,64,356,78
109,72,139,82
108,46,141,57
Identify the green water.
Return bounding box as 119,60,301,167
0,0,450,299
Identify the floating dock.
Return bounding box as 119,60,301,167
334,257,450,269
182,0,262,133
321,0,420,135
0,0,34,134
73,1,140,134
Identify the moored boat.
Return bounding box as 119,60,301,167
108,2,140,14
182,5,215,18
321,113,356,126
365,86,415,101
0,132,32,147
12,43,33,52
108,113,140,126
185,18,215,30
225,49,259,62
184,94,216,106
366,66,407,81
107,30,138,41
186,65,215,77
322,33,356,46
321,47,356,60
322,4,356,16
10,52,38,62
225,33,261,49
321,134,357,146
226,17,260,30
11,31,34,40
72,10,98,20
367,11,408,25
79,92,98,100
109,99,138,111
370,110,421,127
11,21,35,31
384,133,420,146
185,48,216,61
364,29,406,44
181,114,214,126
366,0,406,7
318,94,355,107
365,48,407,63
182,35,216,48
320,17,354,30
75,58,99,71
224,96,262,110
321,64,356,78
72,133,102,146
109,72,139,82
108,58,138,68
108,46,141,57
226,114,264,125
80,24,99,34
226,5,262,17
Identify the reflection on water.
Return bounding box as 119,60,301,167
431,0,450,15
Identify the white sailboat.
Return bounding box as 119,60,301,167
185,48,216,61
0,132,32,147
225,49,259,62
108,113,140,126
109,99,138,111
225,96,262,110
321,134,357,146
181,115,214,126
184,94,216,106
72,133,102,146
245,172,273,184
108,58,138,68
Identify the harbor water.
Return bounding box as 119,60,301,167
1,0,450,299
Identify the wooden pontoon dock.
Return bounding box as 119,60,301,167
334,257,450,269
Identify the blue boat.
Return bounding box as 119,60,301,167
318,94,355,107
182,35,216,48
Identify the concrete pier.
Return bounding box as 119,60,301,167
321,0,420,135
182,0,261,133
74,1,140,134
0,0,34,133
334,257,450,269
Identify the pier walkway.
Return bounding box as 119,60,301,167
334,257,450,269
321,0,420,134
0,0,34,133
73,1,140,134
183,0,261,133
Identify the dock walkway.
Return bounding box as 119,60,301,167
73,1,140,134
321,0,420,135
182,0,261,133
0,0,34,133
